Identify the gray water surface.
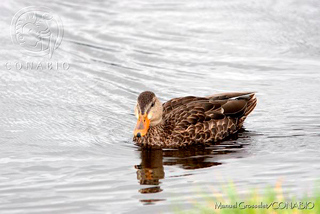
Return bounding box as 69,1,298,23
1,0,320,213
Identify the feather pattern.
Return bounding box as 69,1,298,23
133,92,257,148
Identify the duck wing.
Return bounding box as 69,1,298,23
162,92,257,145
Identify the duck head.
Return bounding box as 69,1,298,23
134,91,163,137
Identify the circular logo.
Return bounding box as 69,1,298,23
11,6,64,58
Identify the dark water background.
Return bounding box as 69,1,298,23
1,0,320,213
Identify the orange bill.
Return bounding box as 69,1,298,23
134,114,150,137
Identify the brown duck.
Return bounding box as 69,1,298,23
133,91,257,148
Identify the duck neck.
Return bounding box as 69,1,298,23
148,123,165,138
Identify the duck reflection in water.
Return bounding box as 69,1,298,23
135,136,247,194
135,149,165,194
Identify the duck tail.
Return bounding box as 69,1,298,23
238,93,257,128
244,93,257,117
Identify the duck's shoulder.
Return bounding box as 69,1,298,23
162,96,206,116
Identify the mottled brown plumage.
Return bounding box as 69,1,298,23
133,91,257,148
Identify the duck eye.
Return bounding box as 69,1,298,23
151,102,155,107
